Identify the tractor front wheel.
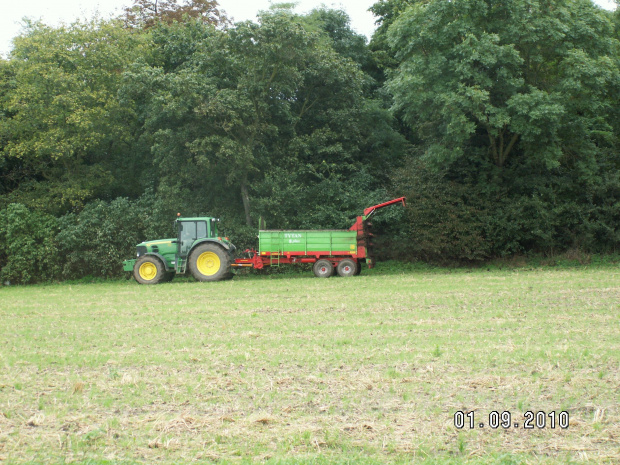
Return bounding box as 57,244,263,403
188,243,231,282
133,256,165,285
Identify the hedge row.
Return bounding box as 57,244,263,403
0,195,171,284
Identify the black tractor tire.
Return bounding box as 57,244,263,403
188,243,231,282
336,259,358,277
313,259,334,278
133,256,166,285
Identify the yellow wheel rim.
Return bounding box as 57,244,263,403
196,251,221,276
139,262,157,281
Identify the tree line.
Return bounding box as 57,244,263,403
0,0,618,283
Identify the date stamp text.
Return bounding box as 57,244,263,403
454,411,569,429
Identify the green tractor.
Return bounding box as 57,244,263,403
123,216,235,284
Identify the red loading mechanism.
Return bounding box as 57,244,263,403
363,197,406,219
233,197,407,270
350,197,407,268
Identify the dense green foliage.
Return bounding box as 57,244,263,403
0,20,148,213
0,194,175,283
0,204,61,283
384,0,620,260
119,10,403,229
0,0,618,282
56,194,170,279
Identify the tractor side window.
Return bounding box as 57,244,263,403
197,221,207,239
181,222,197,241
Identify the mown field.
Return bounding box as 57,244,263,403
0,265,618,464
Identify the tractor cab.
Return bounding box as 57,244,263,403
173,216,235,272
176,217,219,257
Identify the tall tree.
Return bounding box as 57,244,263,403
304,8,374,71
123,0,227,28
384,0,620,257
0,20,148,213
0,59,18,196
368,0,422,78
387,0,620,170
121,11,406,228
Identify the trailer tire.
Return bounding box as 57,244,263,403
337,259,357,277
189,243,230,282
354,262,362,275
313,259,334,278
133,256,166,285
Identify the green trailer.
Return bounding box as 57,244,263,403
232,197,407,278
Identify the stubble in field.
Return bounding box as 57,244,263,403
0,266,618,464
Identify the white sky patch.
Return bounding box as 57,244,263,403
1,0,617,58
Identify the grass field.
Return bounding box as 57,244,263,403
0,264,618,464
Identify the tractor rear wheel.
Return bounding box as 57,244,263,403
188,243,231,282
313,259,334,278
336,259,357,277
134,256,166,285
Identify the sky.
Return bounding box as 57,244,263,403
1,0,617,58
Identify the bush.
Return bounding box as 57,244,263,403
393,156,620,261
393,160,492,262
0,204,62,284
56,193,171,279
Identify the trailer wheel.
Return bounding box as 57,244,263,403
188,243,231,282
337,259,357,277
313,259,334,278
354,262,362,275
133,256,166,285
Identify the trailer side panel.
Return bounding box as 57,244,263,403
258,230,357,256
